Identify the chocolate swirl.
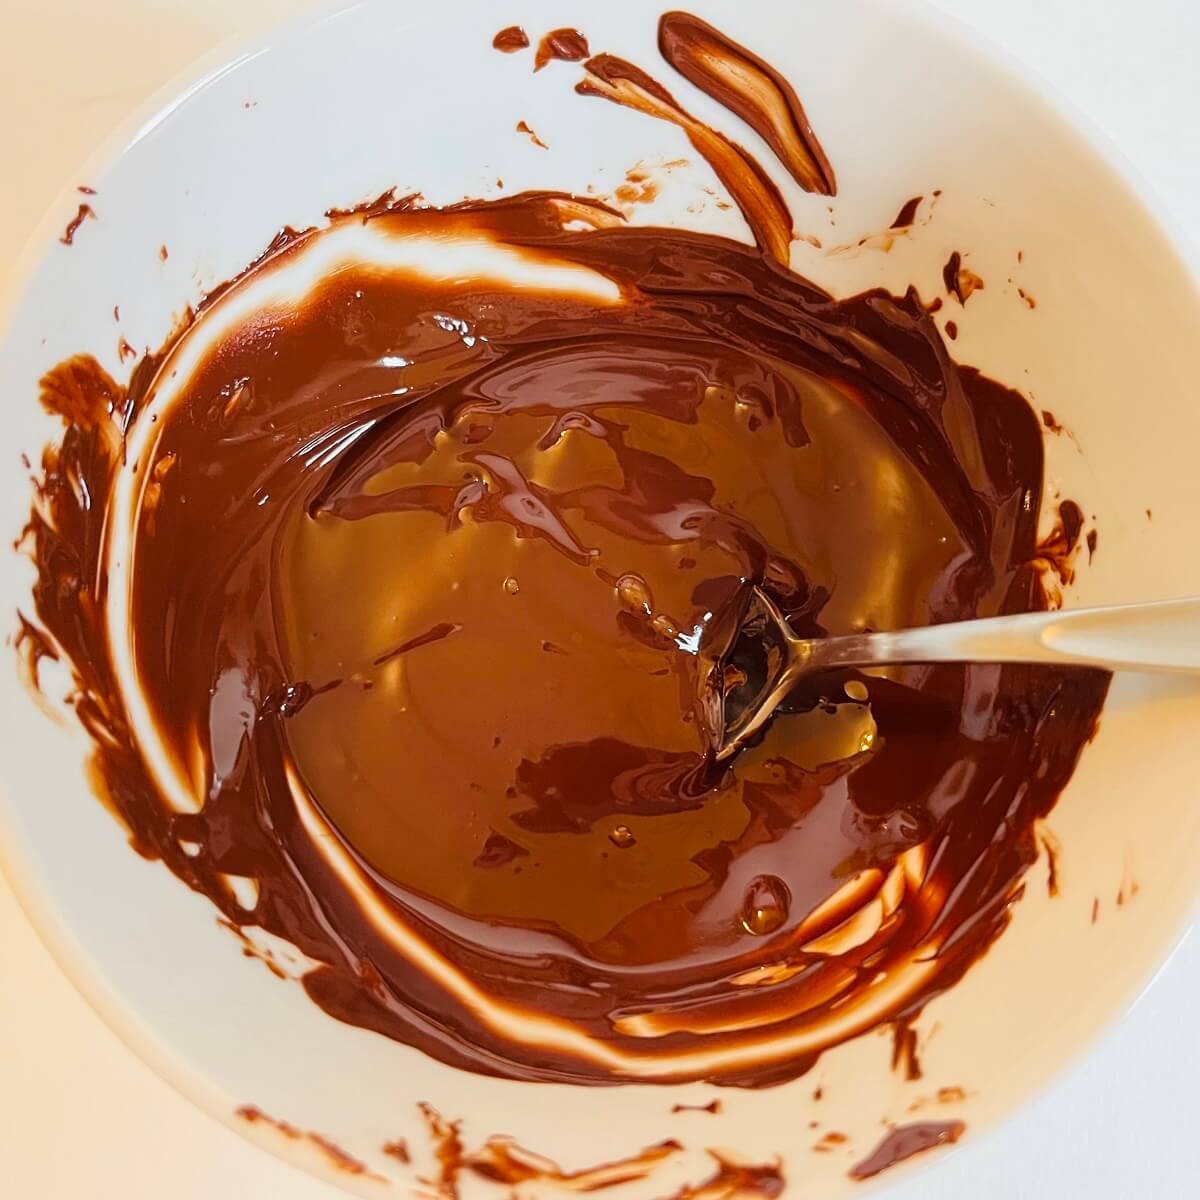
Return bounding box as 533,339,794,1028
18,13,1106,1087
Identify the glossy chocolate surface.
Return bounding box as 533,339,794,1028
20,11,1106,1089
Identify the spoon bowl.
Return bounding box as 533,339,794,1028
717,589,1200,760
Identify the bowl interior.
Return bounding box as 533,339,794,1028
2,0,1199,1195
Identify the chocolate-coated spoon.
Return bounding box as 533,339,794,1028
715,589,1200,761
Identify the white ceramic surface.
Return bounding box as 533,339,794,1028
2,1,1200,1196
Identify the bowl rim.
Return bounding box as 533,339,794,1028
2,0,1199,1194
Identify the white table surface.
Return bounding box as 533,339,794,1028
2,1,1198,1195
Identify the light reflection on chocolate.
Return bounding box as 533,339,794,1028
17,10,1105,1092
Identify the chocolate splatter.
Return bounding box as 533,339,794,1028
671,1100,722,1114
492,25,530,53
236,1106,384,1180
534,28,590,71
515,119,549,148
890,196,922,228
849,1121,964,1181
59,203,95,245
943,251,984,304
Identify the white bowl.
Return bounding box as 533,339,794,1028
2,0,1199,1194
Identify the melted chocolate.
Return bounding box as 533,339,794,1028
534,28,591,71
891,1022,922,1082
18,11,1106,1091
891,196,923,229
410,1103,766,1198
515,119,548,149
492,26,530,53
943,251,985,304
59,202,94,245
672,1099,721,1114
849,1120,964,1181
236,1106,383,1179
578,54,796,263
657,12,835,196
666,1153,783,1198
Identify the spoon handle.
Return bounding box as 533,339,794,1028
817,597,1200,675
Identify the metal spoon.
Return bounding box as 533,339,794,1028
715,588,1200,761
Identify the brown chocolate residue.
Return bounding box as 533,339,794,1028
665,1152,783,1199
1091,897,1101,924
813,1131,847,1153
1087,528,1098,563
672,1100,722,1114
383,1138,411,1163
420,1103,465,1198
936,1086,966,1103
466,1136,682,1191
657,12,836,196
515,119,549,149
1116,866,1139,908
59,203,94,245
238,1104,302,1139
891,1022,922,1082
943,251,984,304
849,1121,964,1181
534,28,590,71
236,1106,383,1180
308,1132,380,1178
19,11,1107,1092
1034,500,1087,593
77,184,96,195
578,54,795,263
944,320,958,341
217,917,288,979
159,244,169,262
1041,409,1063,434
417,1103,681,1196
492,25,530,53
890,196,923,228
1018,286,1037,310
1036,822,1061,897
13,611,58,690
